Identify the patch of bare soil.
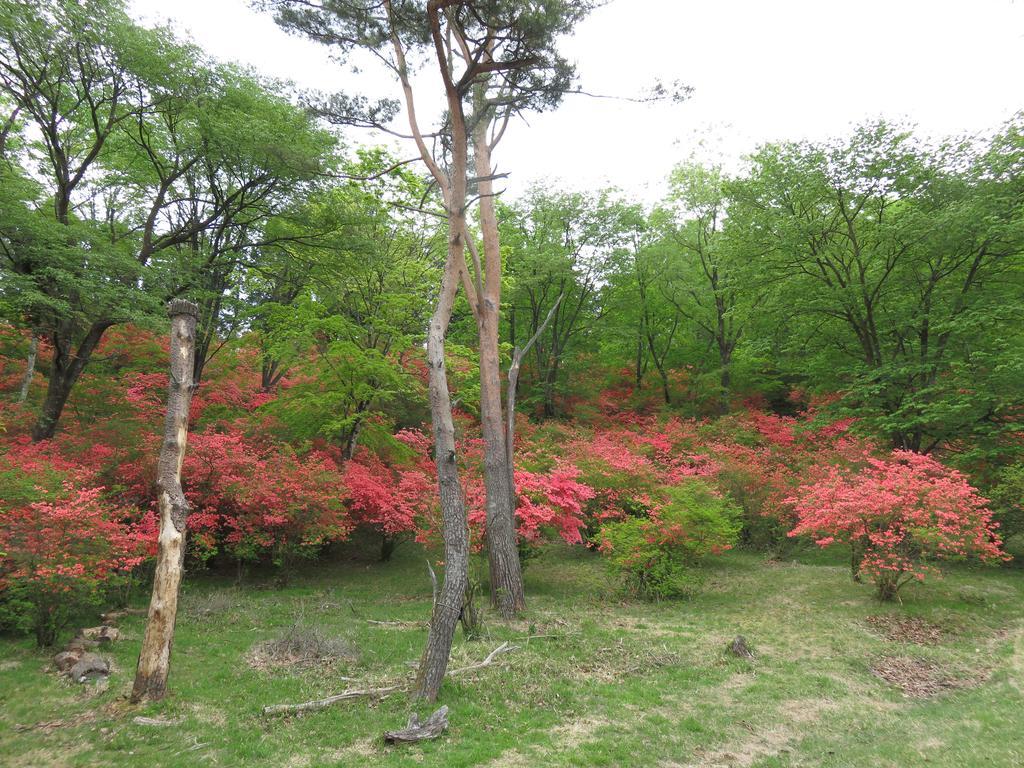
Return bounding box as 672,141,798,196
865,615,946,645
870,655,986,698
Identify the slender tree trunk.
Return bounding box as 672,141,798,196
718,343,732,415
473,118,524,618
413,5,473,693
131,300,199,704
542,362,559,418
380,533,396,562
414,243,470,702
17,331,39,403
31,320,111,441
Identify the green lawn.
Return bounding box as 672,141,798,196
2,546,1023,767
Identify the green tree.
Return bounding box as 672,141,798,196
502,188,631,415
0,0,333,439
728,120,1024,452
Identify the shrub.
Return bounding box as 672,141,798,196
343,447,434,560
0,485,154,646
788,450,1008,600
597,480,740,600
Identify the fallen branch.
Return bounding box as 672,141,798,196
261,686,400,717
133,716,184,727
261,642,518,717
448,641,518,675
367,619,425,628
384,705,449,744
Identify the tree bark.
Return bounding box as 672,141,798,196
414,246,470,702
411,3,474,700
31,321,112,441
17,331,38,403
473,116,524,618
131,300,199,704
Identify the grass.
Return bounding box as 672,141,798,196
2,544,1024,767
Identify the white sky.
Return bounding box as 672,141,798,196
129,0,1024,203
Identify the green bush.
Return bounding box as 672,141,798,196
597,480,740,599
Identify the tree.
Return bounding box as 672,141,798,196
131,300,198,703
255,155,440,457
659,164,746,411
0,0,164,440
728,121,1024,452
268,0,594,697
502,188,629,416
0,0,333,439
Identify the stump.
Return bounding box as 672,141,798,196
727,635,754,659
384,706,449,744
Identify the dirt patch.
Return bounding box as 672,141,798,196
865,615,946,645
3,745,87,768
324,737,380,762
487,749,534,767
870,655,985,698
248,623,358,672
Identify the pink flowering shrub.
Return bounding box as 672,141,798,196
788,450,1008,600
344,445,435,560
0,485,155,645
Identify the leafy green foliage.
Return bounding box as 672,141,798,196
597,481,740,600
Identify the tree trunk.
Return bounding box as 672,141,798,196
17,331,38,403
380,534,396,562
473,118,524,618
131,300,199,704
412,10,471,691
31,320,111,441
414,245,470,702
542,364,558,418
718,344,733,415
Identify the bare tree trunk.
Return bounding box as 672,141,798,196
17,331,38,403
412,4,474,698
473,118,524,619
414,245,470,702
131,300,199,704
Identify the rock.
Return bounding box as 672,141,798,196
727,635,754,659
66,637,99,652
68,653,110,683
52,650,82,673
80,625,120,643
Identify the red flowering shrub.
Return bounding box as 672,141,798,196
119,428,351,572
344,446,434,560
788,450,1008,600
0,485,155,645
511,464,596,545
707,407,867,552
